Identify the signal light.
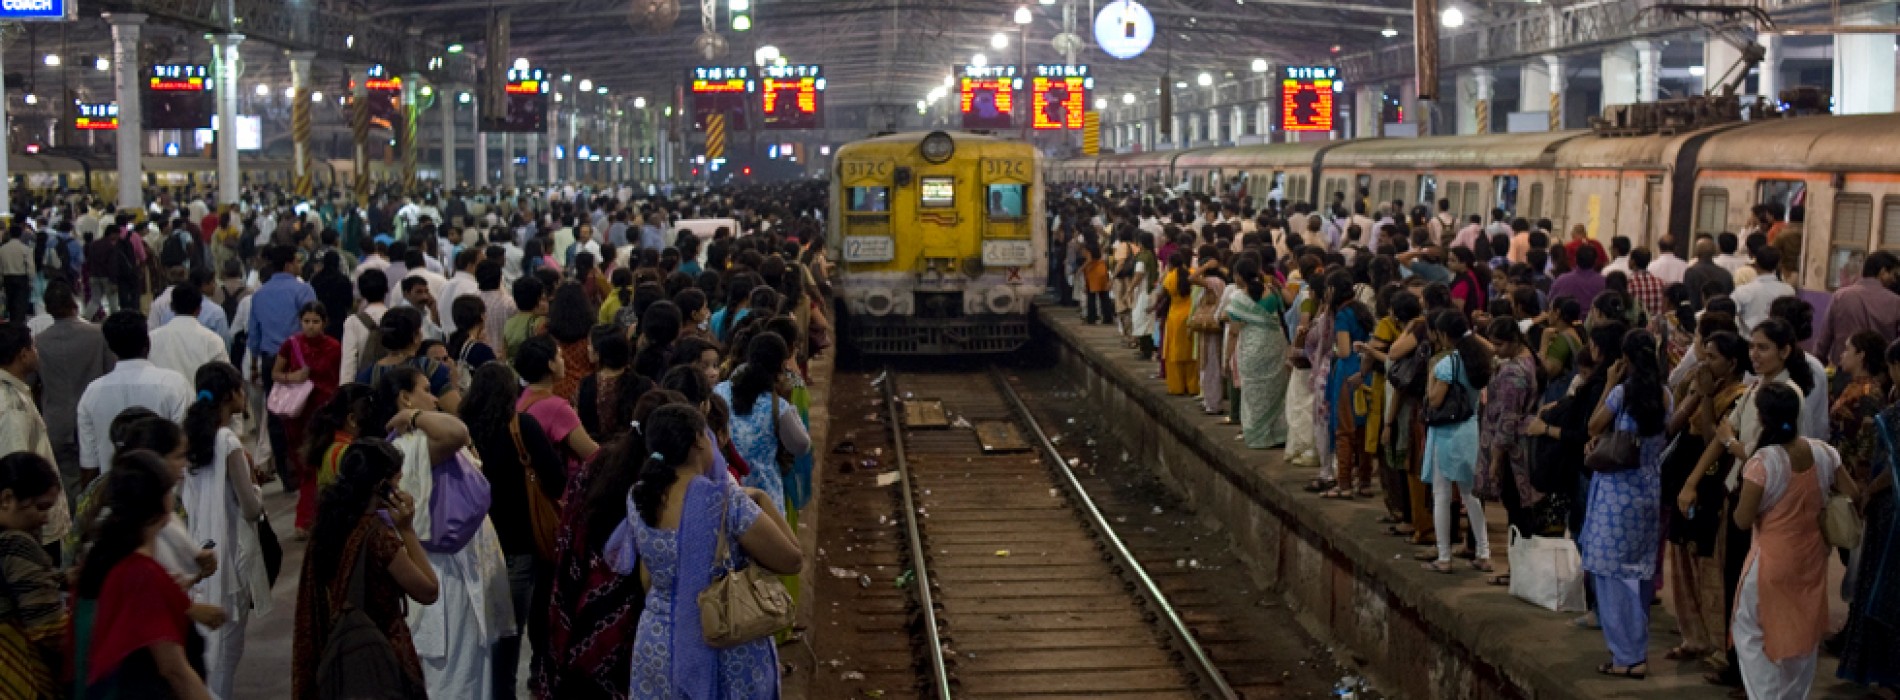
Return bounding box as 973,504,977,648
730,0,752,31
742,166,753,175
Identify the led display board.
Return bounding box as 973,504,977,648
346,65,403,131
959,64,1019,130
689,66,751,131
483,67,549,133
0,0,75,22
1281,65,1337,133
760,63,824,130
75,102,118,131
144,64,214,130
1031,64,1090,130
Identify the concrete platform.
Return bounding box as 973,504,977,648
1038,307,1864,700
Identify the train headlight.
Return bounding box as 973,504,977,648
920,131,955,164
985,287,1017,314
863,289,896,316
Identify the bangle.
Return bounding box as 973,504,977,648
408,410,422,432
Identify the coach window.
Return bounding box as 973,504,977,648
1528,183,1545,219
1695,188,1729,237
1757,179,1807,223
1831,194,1874,289
1461,182,1482,225
1881,196,1900,251
987,184,1026,219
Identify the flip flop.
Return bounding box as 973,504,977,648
1382,525,1414,537
1319,488,1355,500
1485,574,1511,586
1303,479,1337,493
1421,560,1456,574
1664,646,1709,661
1595,661,1647,680
1470,559,1495,573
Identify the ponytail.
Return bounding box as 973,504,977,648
629,405,708,527
184,362,244,468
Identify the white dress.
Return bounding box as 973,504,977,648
181,427,271,700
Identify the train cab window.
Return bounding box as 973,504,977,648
1881,197,1900,250
920,177,955,208
1417,175,1437,209
1830,194,1874,289
1528,183,1545,219
1493,176,1520,217
847,186,891,212
1695,188,1729,237
1756,179,1807,223
987,184,1027,219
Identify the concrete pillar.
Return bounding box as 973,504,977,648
565,110,578,182
1168,114,1180,147
1545,55,1566,130
1230,105,1245,142
1601,44,1638,110
1519,59,1551,130
474,96,489,188
1206,109,1221,145
546,104,560,183
1833,2,1896,114
610,115,621,182
1256,102,1272,139
1704,35,1745,95
1758,34,1782,103
1635,40,1662,103
105,13,146,214
1357,87,1383,139
208,32,244,206
526,134,539,184
287,50,316,197
500,132,515,187
1457,67,1494,134
440,84,456,185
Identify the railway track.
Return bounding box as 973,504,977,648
878,367,1238,700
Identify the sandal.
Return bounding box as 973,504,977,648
1421,560,1456,574
1664,646,1709,661
1470,559,1495,573
1413,548,1442,562
1382,525,1414,537
1354,487,1376,499
1595,661,1647,680
1376,514,1404,525
1485,574,1511,586
1303,479,1337,493
1319,487,1355,500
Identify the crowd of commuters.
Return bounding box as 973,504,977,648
1051,186,1894,697
0,179,830,699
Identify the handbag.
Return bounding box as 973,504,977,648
1423,355,1475,427
1187,294,1222,333
1822,492,1863,550
1506,526,1589,613
1387,340,1431,397
698,487,795,648
257,516,283,587
1584,429,1640,473
511,416,562,561
422,447,493,555
267,337,316,418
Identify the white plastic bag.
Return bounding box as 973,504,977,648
1507,527,1588,613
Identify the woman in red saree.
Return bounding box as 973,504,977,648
273,301,342,536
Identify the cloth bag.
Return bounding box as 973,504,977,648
266,338,315,418
423,448,493,555
1507,527,1588,613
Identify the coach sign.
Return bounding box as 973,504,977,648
0,0,74,21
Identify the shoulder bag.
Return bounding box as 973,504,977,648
1188,292,1223,333
511,416,562,561
1423,354,1476,426
1584,392,1640,473
1387,337,1432,397
699,486,795,648
422,447,493,555
267,336,316,418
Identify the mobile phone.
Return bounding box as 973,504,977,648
202,539,216,550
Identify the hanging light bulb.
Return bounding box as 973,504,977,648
1197,72,1214,87
1251,58,1269,73
513,57,530,71
992,32,1009,49
1014,6,1032,24
578,78,593,91
972,53,988,67
1122,92,1136,104
1381,18,1399,37
255,84,270,96
1441,6,1465,27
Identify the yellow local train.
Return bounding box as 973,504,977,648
827,131,1047,354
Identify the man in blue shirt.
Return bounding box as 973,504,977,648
247,244,316,490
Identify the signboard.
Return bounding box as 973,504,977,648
197,115,261,151
144,64,214,130
689,66,751,131
982,239,1035,267
1031,65,1090,130
0,0,75,21
842,236,895,262
760,63,824,130
483,67,549,133
1281,65,1337,133
959,64,1019,130
75,102,118,131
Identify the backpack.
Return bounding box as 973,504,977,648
41,235,74,272
357,311,390,373
160,230,192,270
316,542,428,700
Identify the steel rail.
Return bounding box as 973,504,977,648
878,368,954,699
988,366,1241,700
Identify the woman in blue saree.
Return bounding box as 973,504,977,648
609,404,804,699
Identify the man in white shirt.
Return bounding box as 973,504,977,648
150,285,230,385
1646,234,1688,285
1713,232,1748,273
397,276,446,343
438,249,482,334
1731,247,1795,334
0,324,73,546
340,272,391,382
1602,236,1634,277
75,311,194,486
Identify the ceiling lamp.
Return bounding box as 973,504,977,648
579,78,594,91
1121,92,1136,104
1381,18,1398,37
755,45,780,66
1094,97,1107,109
42,54,59,67
1441,6,1465,27
1196,72,1213,87
513,58,530,71
255,84,270,96
992,32,1009,49
1251,58,1269,72
634,96,648,109
1093,1,1154,60
1014,6,1033,24
94,57,109,72
972,53,988,67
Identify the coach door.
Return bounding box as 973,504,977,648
838,158,897,267
979,156,1036,269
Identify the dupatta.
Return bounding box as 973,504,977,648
607,475,725,699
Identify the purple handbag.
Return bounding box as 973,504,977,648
422,448,492,554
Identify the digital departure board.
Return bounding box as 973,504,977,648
690,66,751,131
1031,64,1090,130
75,103,118,131
1281,65,1337,133
960,64,1020,130
144,64,214,130
347,65,403,131
483,67,549,133
760,64,824,130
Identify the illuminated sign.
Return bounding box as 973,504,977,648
147,64,211,92
760,63,824,130
484,67,549,133
1092,0,1154,60
0,0,74,22
1281,65,1337,133
76,102,119,131
960,64,1019,130
1031,64,1090,130
689,66,750,131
